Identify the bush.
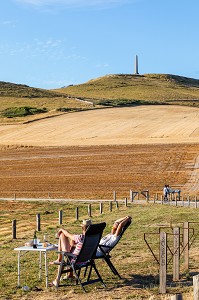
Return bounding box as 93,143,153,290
1,106,48,118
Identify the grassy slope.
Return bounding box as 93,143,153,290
1,73,199,123
0,200,198,299
0,81,93,123
56,73,199,105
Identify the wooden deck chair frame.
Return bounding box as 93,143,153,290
55,222,106,292
95,219,131,279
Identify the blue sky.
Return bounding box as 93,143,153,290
1,0,199,89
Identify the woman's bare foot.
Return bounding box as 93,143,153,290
49,279,58,287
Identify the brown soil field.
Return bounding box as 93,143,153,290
0,105,199,198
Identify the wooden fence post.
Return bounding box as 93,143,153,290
109,201,112,212
193,274,199,300
183,222,189,270
59,210,63,225
175,195,177,206
125,197,128,207
88,204,91,217
75,207,79,220
36,213,41,231
100,202,103,214
130,190,133,202
195,196,198,209
173,227,180,281
141,190,149,202
131,191,139,201
113,190,116,201
115,201,119,209
187,195,190,207
182,195,184,206
12,219,17,239
159,231,167,294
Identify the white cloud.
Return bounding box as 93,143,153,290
0,38,86,63
96,63,109,68
14,0,133,8
1,20,18,28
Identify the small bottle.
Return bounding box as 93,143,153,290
33,230,37,249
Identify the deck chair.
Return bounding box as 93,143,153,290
95,219,131,279
56,222,106,292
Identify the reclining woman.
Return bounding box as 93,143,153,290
96,215,131,257
49,219,92,287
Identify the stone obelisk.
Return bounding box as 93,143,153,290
134,55,139,75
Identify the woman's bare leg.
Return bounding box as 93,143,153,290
50,233,73,286
50,232,71,264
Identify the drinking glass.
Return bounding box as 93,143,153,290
43,234,48,242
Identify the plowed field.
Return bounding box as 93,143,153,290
0,105,199,199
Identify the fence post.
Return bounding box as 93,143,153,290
141,190,149,202
182,195,184,207
193,274,199,300
159,231,167,294
187,195,190,207
113,190,116,201
173,227,180,281
115,201,119,209
109,201,112,212
130,190,133,202
12,219,17,239
88,204,91,217
75,207,79,220
125,197,128,207
175,195,177,206
183,222,189,271
59,210,63,225
36,213,41,231
100,202,103,214
195,196,198,209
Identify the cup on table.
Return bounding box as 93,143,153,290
43,234,48,242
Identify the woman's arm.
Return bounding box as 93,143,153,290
115,216,132,236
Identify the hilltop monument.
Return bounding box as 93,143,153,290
134,55,139,75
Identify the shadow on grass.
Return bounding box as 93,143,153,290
106,272,195,291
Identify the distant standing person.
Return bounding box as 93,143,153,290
163,185,169,201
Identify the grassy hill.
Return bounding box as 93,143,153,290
1,73,199,123
0,81,93,123
56,73,199,107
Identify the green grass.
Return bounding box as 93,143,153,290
1,106,48,118
0,200,198,299
1,73,199,123
56,73,199,106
